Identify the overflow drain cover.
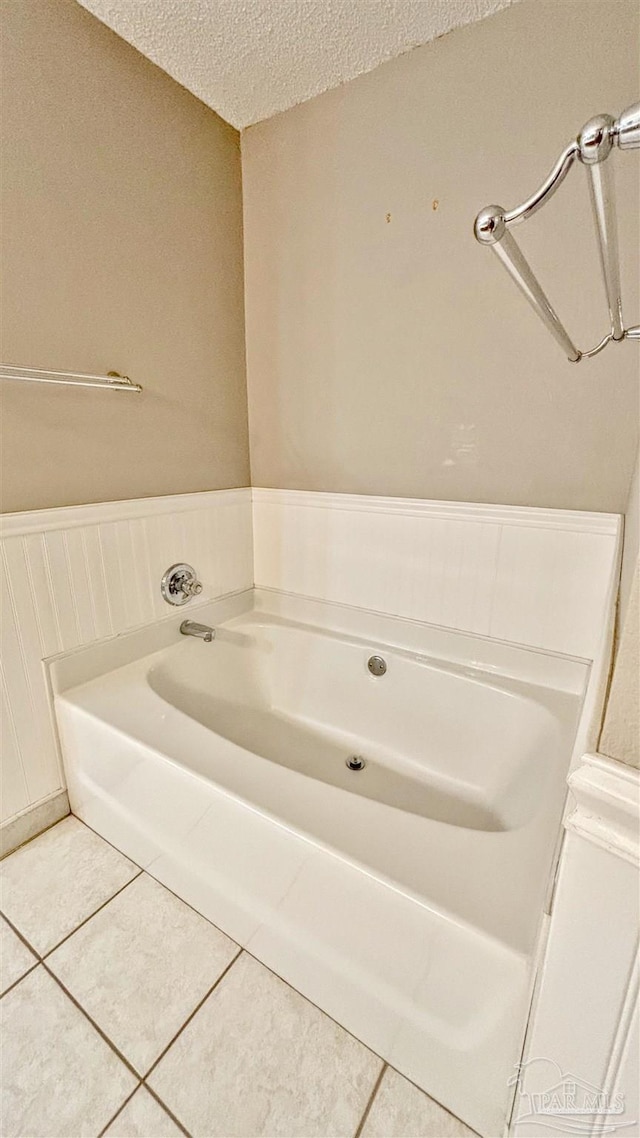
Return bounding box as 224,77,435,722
346,755,366,771
367,655,387,676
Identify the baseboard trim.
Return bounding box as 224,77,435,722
0,790,70,859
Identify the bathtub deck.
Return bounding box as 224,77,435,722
0,816,477,1138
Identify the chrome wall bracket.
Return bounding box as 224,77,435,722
474,102,640,362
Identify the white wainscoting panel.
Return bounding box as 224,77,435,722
0,489,253,832
252,490,621,659
511,754,639,1137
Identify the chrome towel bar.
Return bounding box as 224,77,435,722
474,102,640,362
0,364,142,392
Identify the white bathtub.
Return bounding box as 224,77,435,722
52,591,588,1137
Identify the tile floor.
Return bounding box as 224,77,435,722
0,816,477,1138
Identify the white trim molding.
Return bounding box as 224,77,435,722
0,789,69,859
0,487,249,537
566,753,640,866
512,754,640,1136
253,488,620,534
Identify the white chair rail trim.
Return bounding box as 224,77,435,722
566,753,640,866
252,488,620,535
0,487,251,537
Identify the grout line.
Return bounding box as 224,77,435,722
1,864,141,971
241,940,473,1134
0,960,40,1000
143,1083,192,1137
69,814,145,872
3,885,236,1135
2,871,477,1134
97,1083,142,1138
0,911,42,960
141,867,241,946
4,817,475,1132
142,948,243,1082
135,863,392,1072
41,869,143,961
41,962,141,1080
353,1062,387,1138
137,867,393,1075
241,942,390,1066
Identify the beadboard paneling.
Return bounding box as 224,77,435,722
0,490,253,828
252,490,621,659
512,755,640,1137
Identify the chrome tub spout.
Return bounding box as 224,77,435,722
180,620,215,642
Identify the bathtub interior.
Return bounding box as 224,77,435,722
147,616,574,832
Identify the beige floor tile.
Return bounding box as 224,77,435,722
0,916,37,994
0,816,139,955
149,951,382,1137
0,965,136,1138
361,1067,478,1137
47,872,239,1074
104,1087,183,1137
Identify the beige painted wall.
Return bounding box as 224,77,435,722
242,0,639,511
601,448,640,771
1,0,249,513
619,445,640,629
600,558,639,769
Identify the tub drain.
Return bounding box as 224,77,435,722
346,755,366,771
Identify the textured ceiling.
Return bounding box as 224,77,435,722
76,0,518,129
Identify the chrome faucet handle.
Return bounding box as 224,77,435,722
181,578,203,598
161,563,203,606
